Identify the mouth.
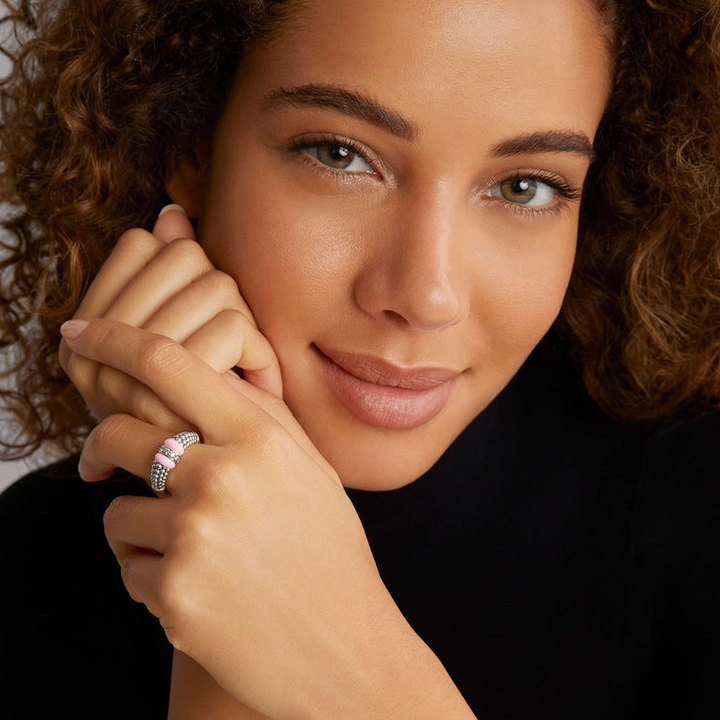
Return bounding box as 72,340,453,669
313,344,462,430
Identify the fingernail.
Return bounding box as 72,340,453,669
60,319,90,340
158,204,187,219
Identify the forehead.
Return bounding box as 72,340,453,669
237,0,610,143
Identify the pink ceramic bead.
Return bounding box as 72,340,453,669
164,438,184,456
155,453,175,470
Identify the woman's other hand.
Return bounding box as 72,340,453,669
59,318,455,720
58,204,283,434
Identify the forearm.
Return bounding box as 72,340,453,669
305,602,477,720
168,651,270,720
169,615,475,720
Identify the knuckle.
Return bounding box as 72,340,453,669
65,351,94,387
175,508,217,549
217,307,251,333
156,560,195,626
207,270,240,300
96,364,122,401
168,236,199,253
138,335,186,377
120,554,142,600
119,553,132,584
132,388,176,428
117,227,158,254
92,413,131,452
194,455,244,504
246,425,296,474
252,422,287,458
91,317,120,351
165,237,209,272
103,495,129,536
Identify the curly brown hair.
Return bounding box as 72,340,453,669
0,0,719,462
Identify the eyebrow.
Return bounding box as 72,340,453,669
490,130,596,162
264,84,419,142
265,84,595,161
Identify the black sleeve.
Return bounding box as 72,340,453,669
0,458,173,719
637,408,720,719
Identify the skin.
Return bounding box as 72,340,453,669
168,0,612,490
60,0,612,716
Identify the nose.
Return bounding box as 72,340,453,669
352,188,469,332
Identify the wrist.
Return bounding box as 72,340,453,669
297,590,476,720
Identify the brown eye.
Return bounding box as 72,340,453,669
304,142,373,173
317,144,355,168
501,178,537,203
488,176,556,207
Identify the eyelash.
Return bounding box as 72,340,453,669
487,170,582,220
287,133,379,183
287,133,582,217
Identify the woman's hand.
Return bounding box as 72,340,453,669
59,318,453,720
58,206,288,717
58,205,282,433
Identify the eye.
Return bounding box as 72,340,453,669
304,143,374,173
487,177,557,206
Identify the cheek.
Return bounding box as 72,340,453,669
200,170,360,338
470,224,577,360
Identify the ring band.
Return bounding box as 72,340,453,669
150,431,201,494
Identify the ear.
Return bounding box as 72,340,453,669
165,141,210,219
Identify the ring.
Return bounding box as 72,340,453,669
150,431,201,494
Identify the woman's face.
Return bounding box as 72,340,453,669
174,0,611,490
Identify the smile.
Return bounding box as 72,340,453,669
314,344,462,430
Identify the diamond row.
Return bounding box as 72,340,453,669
149,432,201,494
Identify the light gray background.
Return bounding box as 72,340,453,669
1,456,37,492
0,50,56,492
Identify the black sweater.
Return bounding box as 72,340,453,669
2,336,719,719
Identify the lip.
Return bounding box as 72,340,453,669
314,344,462,430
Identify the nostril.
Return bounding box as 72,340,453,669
382,309,408,325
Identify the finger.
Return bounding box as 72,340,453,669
71,205,195,325
143,270,257,336
182,309,283,399
119,550,165,615
94,293,274,433
79,413,203,496
74,228,165,319
104,494,171,558
152,204,196,243
64,350,102,417
67,206,193,361
222,369,338,480
79,413,169,484
95,365,194,430
59,227,166,373
103,238,213,327
63,319,270,445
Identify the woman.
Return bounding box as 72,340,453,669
1,0,719,717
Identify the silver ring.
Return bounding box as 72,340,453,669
150,431,201,494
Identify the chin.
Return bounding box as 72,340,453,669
334,451,442,492
299,409,470,492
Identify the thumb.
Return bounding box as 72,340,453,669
153,204,197,243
